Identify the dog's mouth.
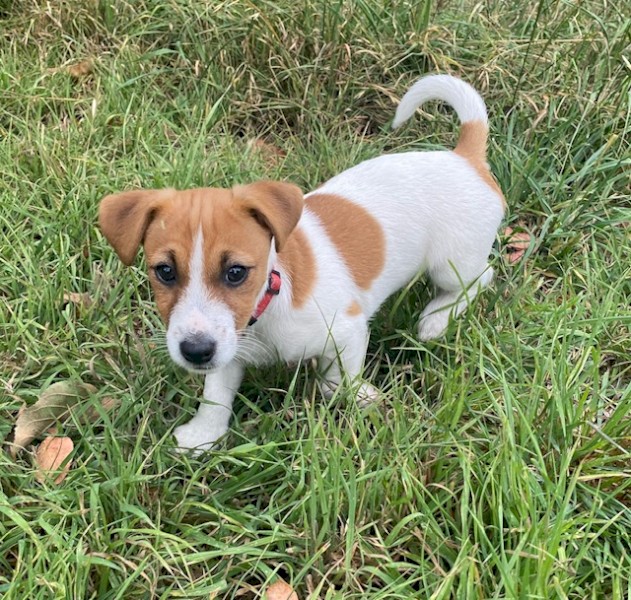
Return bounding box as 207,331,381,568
181,361,218,375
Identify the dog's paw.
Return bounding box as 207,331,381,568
356,382,380,408
417,311,450,341
319,379,337,400
173,420,227,455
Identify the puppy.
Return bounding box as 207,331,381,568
99,74,505,452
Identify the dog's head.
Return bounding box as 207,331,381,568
99,182,303,373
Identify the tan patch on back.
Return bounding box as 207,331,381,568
278,226,316,308
306,193,385,290
346,301,362,316
454,120,506,211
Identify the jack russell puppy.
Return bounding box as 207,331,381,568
99,74,505,452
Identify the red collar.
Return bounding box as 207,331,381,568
248,270,281,326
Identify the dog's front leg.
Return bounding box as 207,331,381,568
318,321,379,406
173,361,244,453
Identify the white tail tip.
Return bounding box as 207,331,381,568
392,74,488,129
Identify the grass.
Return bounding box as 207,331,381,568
0,0,630,597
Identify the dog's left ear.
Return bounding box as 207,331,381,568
233,181,304,252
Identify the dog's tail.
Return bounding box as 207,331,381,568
392,74,489,162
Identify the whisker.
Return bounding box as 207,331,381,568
237,338,268,352
235,333,276,363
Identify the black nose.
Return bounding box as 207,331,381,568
179,338,216,365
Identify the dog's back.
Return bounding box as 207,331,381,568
304,75,505,318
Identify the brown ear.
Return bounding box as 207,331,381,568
233,181,304,252
98,189,173,265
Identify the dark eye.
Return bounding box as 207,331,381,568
155,263,177,285
224,265,249,286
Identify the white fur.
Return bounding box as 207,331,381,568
172,74,505,452
392,74,487,128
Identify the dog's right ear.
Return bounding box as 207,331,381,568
99,189,173,265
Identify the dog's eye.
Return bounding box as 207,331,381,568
155,263,177,285
224,265,249,286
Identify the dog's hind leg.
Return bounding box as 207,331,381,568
418,264,494,341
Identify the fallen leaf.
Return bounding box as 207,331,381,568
67,60,93,79
10,381,95,457
503,226,531,264
35,436,74,484
85,396,120,420
247,138,286,165
266,580,299,600
63,292,93,308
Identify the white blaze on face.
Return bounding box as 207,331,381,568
166,228,238,372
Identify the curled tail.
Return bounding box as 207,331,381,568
393,74,505,209
392,74,489,162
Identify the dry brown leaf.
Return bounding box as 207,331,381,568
266,580,299,600
11,382,95,457
35,436,74,484
99,396,119,412
247,138,286,165
503,226,531,264
67,60,93,78
85,396,120,420
63,291,93,308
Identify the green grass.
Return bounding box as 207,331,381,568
1,0,630,597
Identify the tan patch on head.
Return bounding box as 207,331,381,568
143,214,189,322
306,193,385,290
346,300,362,316
140,188,273,328
200,193,272,329
101,183,304,329
454,120,506,211
278,227,316,308
232,181,304,252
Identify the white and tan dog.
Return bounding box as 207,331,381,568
99,75,505,451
